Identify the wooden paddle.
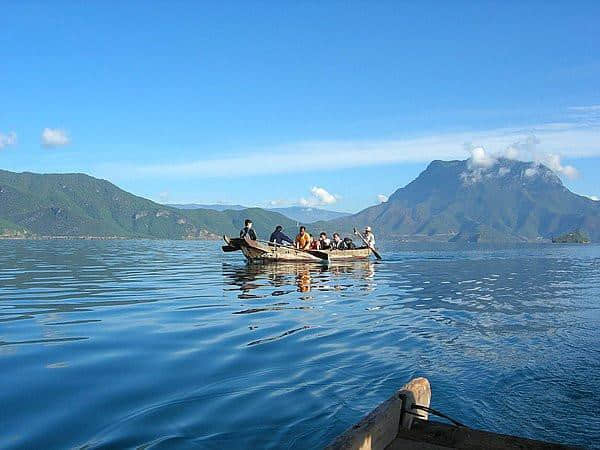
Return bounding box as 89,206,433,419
222,245,239,252
305,249,330,261
354,228,382,260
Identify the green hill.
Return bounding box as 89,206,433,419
0,169,297,239
315,158,600,242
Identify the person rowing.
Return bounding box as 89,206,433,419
363,226,375,247
354,225,382,260
295,226,311,250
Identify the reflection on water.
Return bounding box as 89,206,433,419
0,240,599,449
224,261,376,298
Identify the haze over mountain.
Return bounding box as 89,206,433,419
167,203,247,212
267,207,350,223
168,203,350,223
316,158,600,242
0,170,297,239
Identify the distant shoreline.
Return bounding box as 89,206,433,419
0,235,220,241
1,235,591,244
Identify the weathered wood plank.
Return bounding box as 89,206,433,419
326,378,431,450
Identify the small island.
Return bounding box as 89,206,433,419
552,230,591,244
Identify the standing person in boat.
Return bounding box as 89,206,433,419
240,219,257,240
295,226,311,250
330,233,343,249
269,225,293,245
318,232,331,250
364,226,375,248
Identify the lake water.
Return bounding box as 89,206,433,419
0,240,599,449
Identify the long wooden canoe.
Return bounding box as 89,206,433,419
222,236,372,263
327,377,575,450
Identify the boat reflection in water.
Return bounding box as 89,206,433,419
221,261,378,346
222,261,376,298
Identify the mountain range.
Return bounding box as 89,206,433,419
0,169,297,239
314,158,600,242
168,203,350,223
1,158,598,242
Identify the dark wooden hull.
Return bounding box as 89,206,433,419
223,236,372,263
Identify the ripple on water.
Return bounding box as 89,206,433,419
0,240,599,448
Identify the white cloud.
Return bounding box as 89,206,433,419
503,146,519,160
377,194,388,203
298,186,338,207
101,119,600,180
268,199,288,207
0,132,17,149
311,186,336,204
41,128,70,147
536,153,578,179
468,145,497,168
568,105,600,112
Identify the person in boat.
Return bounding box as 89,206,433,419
318,232,331,250
309,236,319,250
269,225,293,245
330,233,343,249
340,237,356,250
295,226,311,250
240,219,257,240
363,226,375,247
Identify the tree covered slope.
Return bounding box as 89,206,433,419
0,170,296,239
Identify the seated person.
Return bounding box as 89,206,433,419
240,219,257,240
318,232,331,250
330,233,343,249
340,237,356,250
295,226,311,250
310,236,319,250
269,225,293,245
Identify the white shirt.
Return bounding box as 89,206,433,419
365,232,375,246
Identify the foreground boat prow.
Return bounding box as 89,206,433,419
327,377,576,450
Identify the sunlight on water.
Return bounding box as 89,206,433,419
0,240,599,448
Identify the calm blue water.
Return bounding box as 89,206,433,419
0,240,599,449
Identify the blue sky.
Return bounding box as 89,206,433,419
1,1,600,212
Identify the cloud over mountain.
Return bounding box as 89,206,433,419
299,186,338,207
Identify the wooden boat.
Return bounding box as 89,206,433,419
222,236,372,263
327,377,574,450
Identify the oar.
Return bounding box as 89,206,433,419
222,245,239,252
354,228,382,260
305,249,330,261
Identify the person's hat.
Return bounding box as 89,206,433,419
365,226,372,232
